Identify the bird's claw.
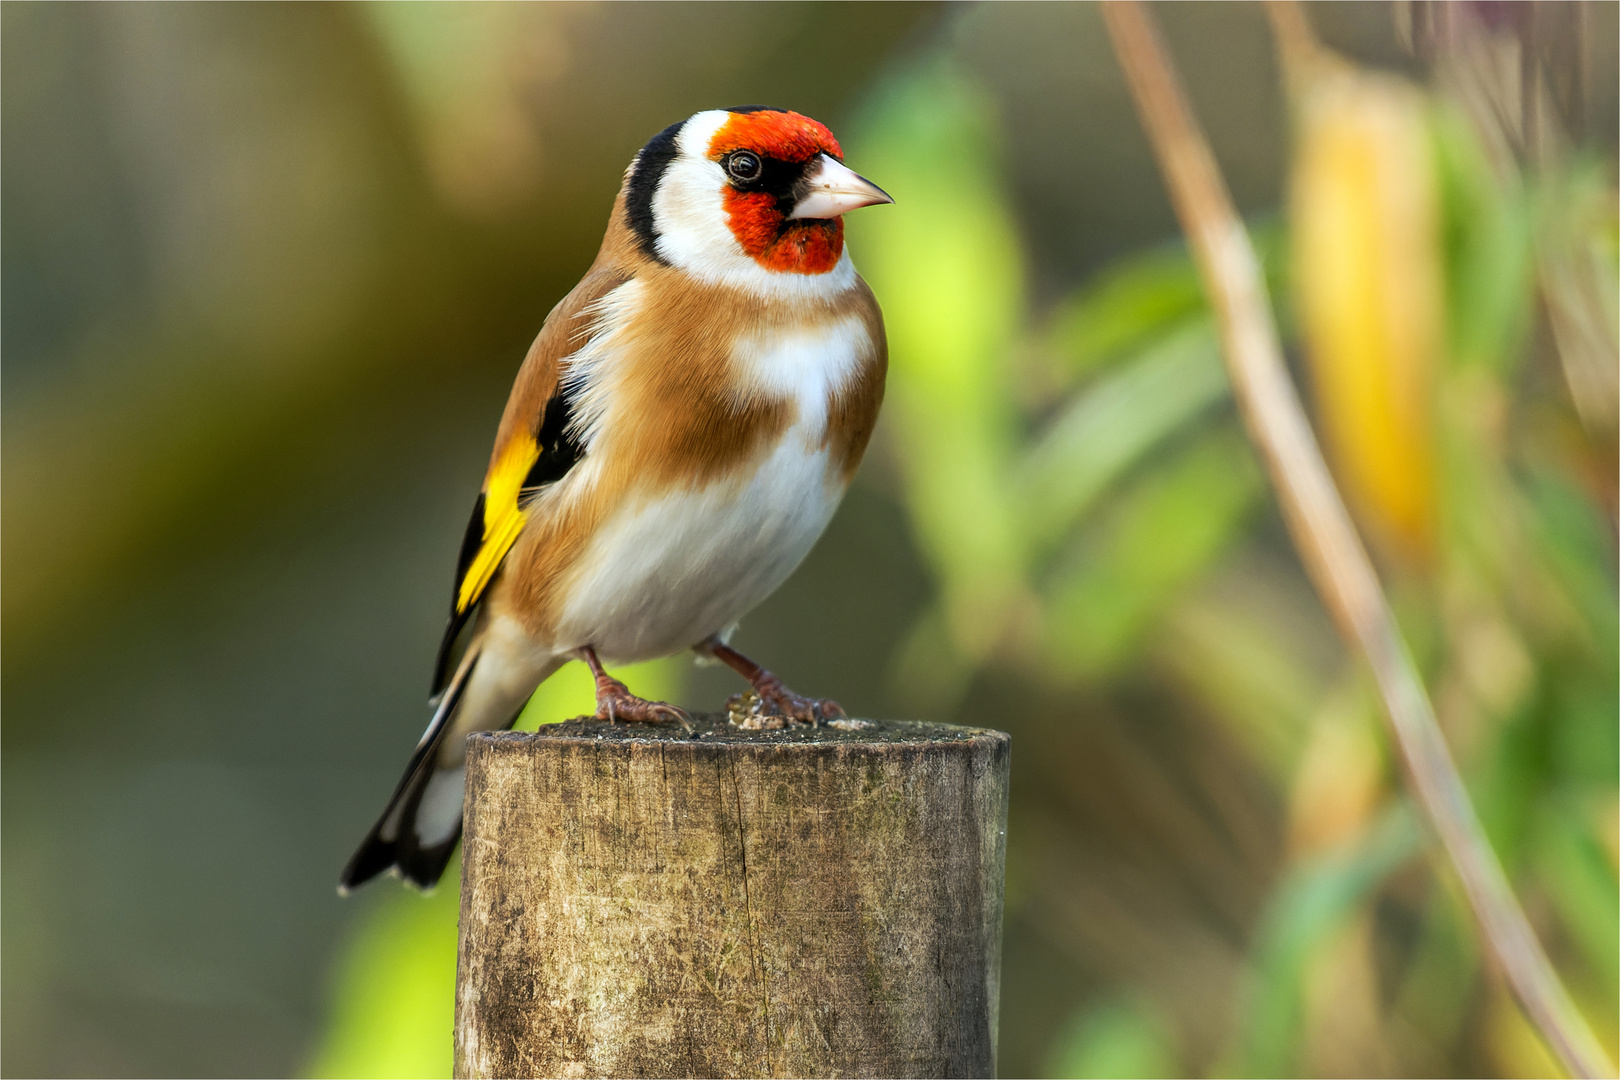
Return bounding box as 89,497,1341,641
593,676,688,724
726,676,844,730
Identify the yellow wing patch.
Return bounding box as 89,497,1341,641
456,432,539,614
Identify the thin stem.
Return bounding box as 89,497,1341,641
1099,4,1613,1077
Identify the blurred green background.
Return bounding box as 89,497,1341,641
3,3,1616,1077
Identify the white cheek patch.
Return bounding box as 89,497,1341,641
653,115,739,275
651,111,861,303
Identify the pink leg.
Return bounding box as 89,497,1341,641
699,637,845,725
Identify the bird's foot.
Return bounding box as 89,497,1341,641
726,671,844,730
577,644,687,725
592,674,688,725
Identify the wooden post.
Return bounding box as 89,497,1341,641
454,715,1010,1079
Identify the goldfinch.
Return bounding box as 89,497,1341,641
341,107,891,891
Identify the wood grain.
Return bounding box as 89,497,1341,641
455,716,1009,1079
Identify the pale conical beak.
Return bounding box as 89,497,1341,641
788,154,894,220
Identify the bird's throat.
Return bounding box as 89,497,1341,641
722,190,844,275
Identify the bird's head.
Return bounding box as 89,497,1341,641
624,107,891,293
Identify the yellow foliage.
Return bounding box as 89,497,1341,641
1292,72,1443,567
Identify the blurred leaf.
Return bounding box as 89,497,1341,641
1524,466,1620,660
1534,157,1620,437
846,59,1026,660
361,3,557,216
1484,981,1568,1080
1044,996,1178,1079
1390,878,1480,1056
1043,247,1208,377
1041,429,1262,679
306,882,458,1079
1043,226,1289,379
1232,805,1420,1077
1471,683,1549,871
1292,70,1442,564
1018,322,1227,553
1553,677,1620,791
1432,105,1537,373
1287,683,1386,857
887,601,976,719
1532,801,1620,997
1155,589,1324,781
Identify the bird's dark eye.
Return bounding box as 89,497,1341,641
726,151,763,183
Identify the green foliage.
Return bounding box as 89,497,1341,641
1228,807,1421,1077
846,60,1027,670
1533,801,1620,994
1018,324,1229,553
854,50,1616,1078
305,886,458,1080
1046,996,1180,1079
1044,247,1210,377
849,61,1271,709
1431,104,1537,373
1041,226,1288,380
1041,429,1262,680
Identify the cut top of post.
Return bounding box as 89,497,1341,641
495,714,1006,749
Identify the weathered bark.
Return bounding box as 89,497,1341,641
455,715,1009,1079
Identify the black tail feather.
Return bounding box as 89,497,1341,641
340,652,480,893
394,821,463,892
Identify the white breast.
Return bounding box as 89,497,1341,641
552,317,870,664
730,315,869,437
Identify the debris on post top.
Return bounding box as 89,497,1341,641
454,716,1010,1080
